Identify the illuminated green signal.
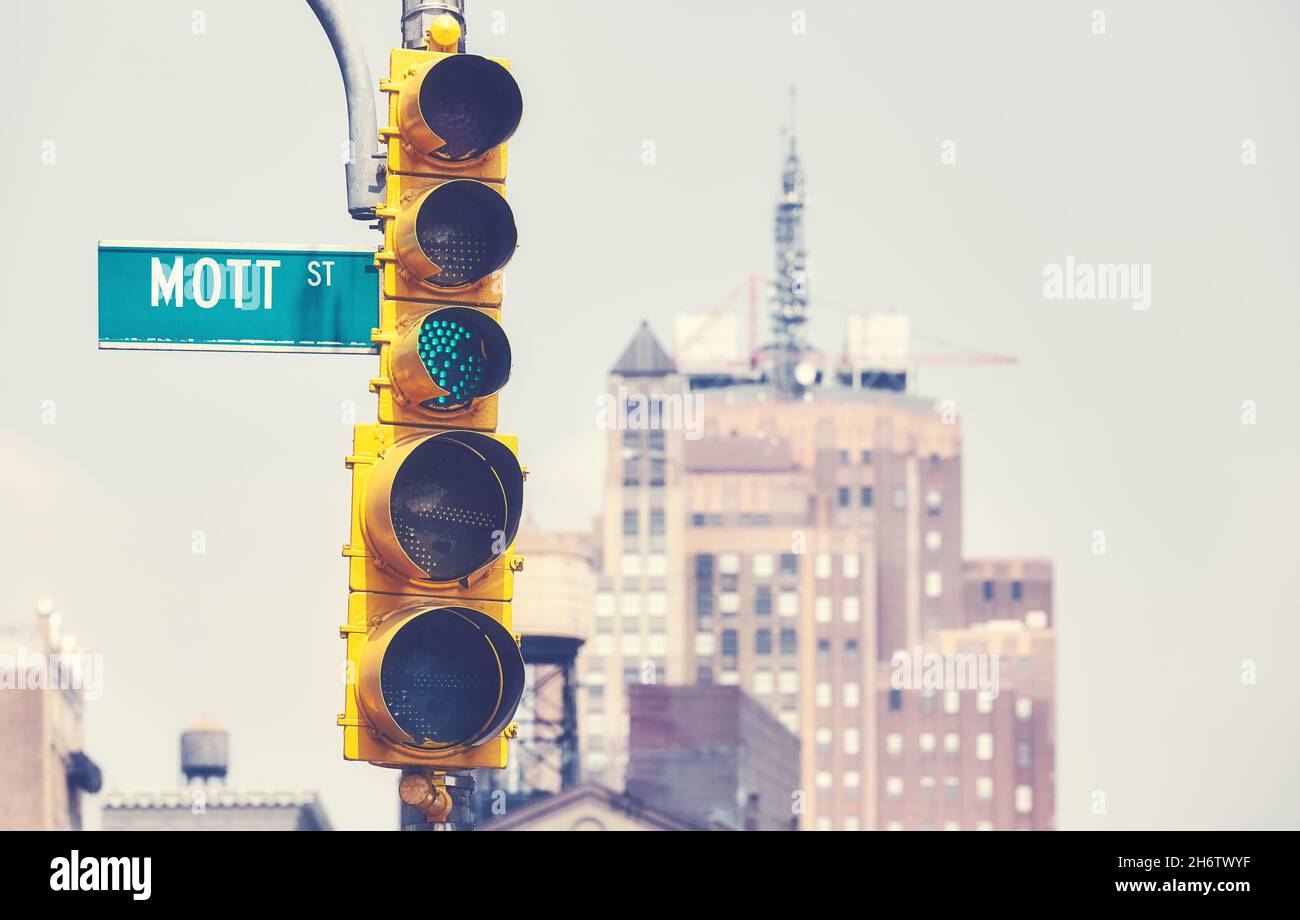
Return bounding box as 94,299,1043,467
417,317,486,410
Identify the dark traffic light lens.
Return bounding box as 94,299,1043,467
419,55,523,161
389,436,507,581
380,610,501,747
414,181,517,287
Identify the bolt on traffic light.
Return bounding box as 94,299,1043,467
341,18,528,773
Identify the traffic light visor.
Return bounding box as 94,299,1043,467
411,55,523,161
364,606,526,750
365,431,524,584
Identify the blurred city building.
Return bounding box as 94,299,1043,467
577,114,1055,830
0,599,102,830
481,782,697,832
626,684,799,830
100,716,331,831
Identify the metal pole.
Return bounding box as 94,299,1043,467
402,0,467,51
305,0,384,220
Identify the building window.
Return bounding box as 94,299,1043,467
778,591,799,617
843,553,860,578
885,777,903,801
815,727,832,752
888,689,903,712
622,457,640,487
977,691,995,714
779,553,798,576
755,586,773,616
779,629,797,655
596,593,615,617
814,597,832,623
892,487,906,510
886,733,903,757
925,571,943,598
1026,610,1048,629
926,489,942,516
920,689,936,713
943,690,960,714
1017,741,1032,768
645,554,667,576
837,487,850,508
815,553,832,579
976,777,993,801
695,554,714,579
648,457,666,487
920,776,936,803
646,592,667,616
816,639,831,665
649,509,665,536
976,821,993,831
720,629,739,657
719,592,739,615
861,450,872,464
695,592,714,617
778,670,798,695
1012,580,1024,601
925,531,942,554
695,666,713,685
944,732,960,756
844,816,861,832
919,733,936,757
976,733,994,761
621,593,642,617
1015,785,1033,814
844,640,860,666
621,554,642,577
842,597,861,623
944,777,960,804
1016,698,1033,721
860,486,873,508
815,683,832,708
719,552,740,574
755,629,772,655
844,771,861,790
752,553,774,577
648,429,665,452
694,632,715,656
982,580,995,601
623,510,639,536
838,449,850,464
844,728,860,755
753,670,774,696
843,682,861,708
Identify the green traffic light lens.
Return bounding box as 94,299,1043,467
416,316,486,411
409,307,512,412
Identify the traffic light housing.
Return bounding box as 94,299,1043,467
340,19,526,773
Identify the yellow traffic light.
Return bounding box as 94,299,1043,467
341,30,526,775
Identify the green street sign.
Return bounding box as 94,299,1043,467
97,241,379,354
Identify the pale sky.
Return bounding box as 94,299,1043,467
1,0,1297,830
